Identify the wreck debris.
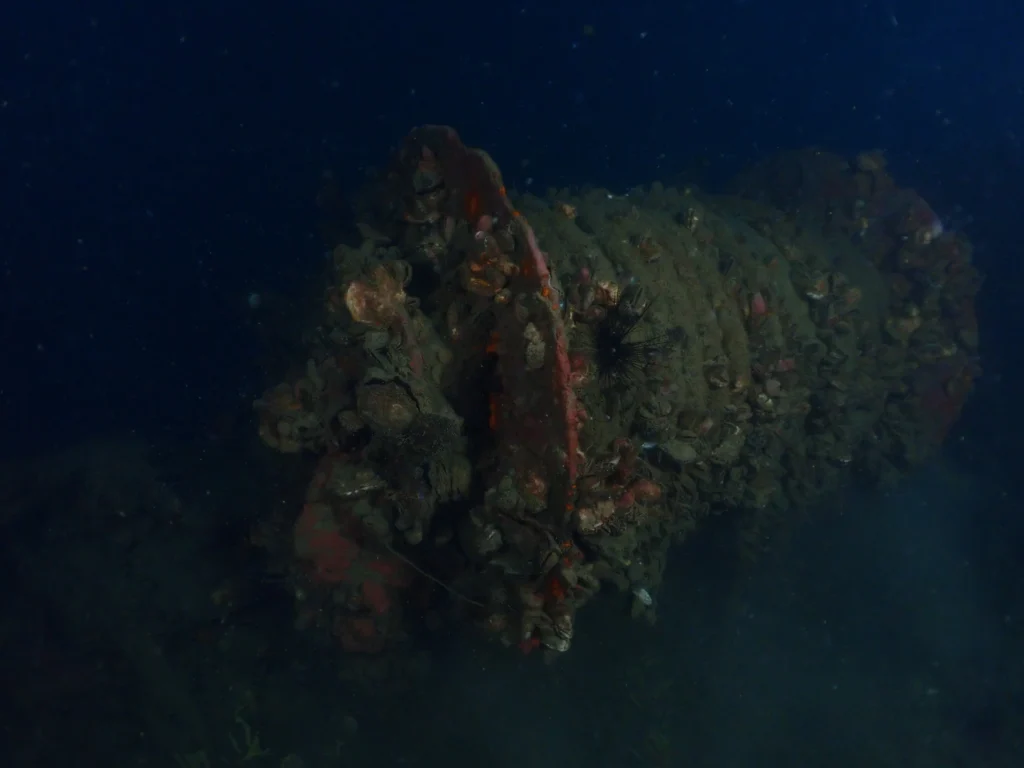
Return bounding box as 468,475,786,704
254,134,980,659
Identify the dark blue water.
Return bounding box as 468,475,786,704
2,1,1022,766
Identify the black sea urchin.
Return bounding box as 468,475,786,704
590,299,671,389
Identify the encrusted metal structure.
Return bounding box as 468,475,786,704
255,131,981,657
